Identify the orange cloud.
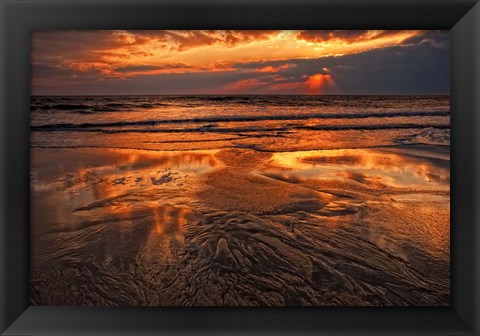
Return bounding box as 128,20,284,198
297,30,411,45
256,63,297,73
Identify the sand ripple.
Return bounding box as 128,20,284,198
30,147,449,306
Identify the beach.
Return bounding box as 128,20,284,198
30,95,450,306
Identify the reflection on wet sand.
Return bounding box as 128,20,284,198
30,145,449,306
266,148,449,189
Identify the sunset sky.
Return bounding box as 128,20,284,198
31,30,450,95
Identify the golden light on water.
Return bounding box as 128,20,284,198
268,148,450,190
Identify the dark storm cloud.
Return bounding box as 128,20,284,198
334,37,450,94
277,34,450,94
115,63,192,73
401,30,450,46
115,65,165,73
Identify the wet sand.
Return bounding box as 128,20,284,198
30,144,450,306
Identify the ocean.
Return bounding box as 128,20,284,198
30,95,450,150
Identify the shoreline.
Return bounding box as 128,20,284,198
30,143,450,306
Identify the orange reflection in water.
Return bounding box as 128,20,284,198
152,205,191,238
265,147,450,258
143,204,195,262
268,148,449,190
31,148,220,234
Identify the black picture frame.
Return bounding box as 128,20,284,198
1,0,479,335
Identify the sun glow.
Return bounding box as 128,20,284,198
306,73,335,93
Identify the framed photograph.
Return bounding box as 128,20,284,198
1,0,479,335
